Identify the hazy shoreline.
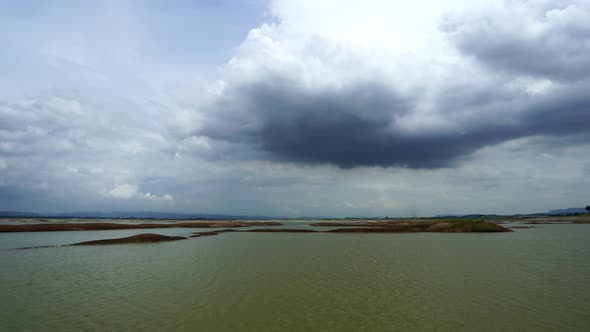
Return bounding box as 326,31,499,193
0,221,282,232
11,219,515,250
4,215,590,250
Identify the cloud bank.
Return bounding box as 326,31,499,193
1,0,589,216
194,0,590,168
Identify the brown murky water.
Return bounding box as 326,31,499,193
1,224,589,331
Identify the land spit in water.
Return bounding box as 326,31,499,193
309,220,511,232
15,233,188,249
188,220,511,238
13,220,513,249
186,220,511,238
72,233,187,245
0,221,282,232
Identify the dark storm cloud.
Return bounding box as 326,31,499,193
442,3,590,81
199,76,590,169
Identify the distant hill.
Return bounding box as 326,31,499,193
0,211,277,220
0,211,41,217
547,207,587,215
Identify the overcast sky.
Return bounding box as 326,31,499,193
1,0,589,217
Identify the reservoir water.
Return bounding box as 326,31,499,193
1,224,589,331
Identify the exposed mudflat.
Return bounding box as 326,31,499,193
189,221,512,238
72,233,187,245
10,219,515,249
311,220,512,233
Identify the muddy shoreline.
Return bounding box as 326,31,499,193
190,220,513,237
9,220,516,249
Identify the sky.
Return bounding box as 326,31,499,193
1,0,589,217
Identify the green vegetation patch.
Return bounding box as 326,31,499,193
441,220,510,232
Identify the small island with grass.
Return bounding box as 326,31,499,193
5,211,590,249
11,219,515,249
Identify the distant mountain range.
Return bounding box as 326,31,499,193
0,211,277,220
435,207,588,218
546,207,588,215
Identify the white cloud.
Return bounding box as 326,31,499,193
526,79,554,95
137,192,174,201
108,184,138,199
107,184,173,201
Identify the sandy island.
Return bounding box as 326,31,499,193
71,233,187,245
189,220,512,237
32,217,590,249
